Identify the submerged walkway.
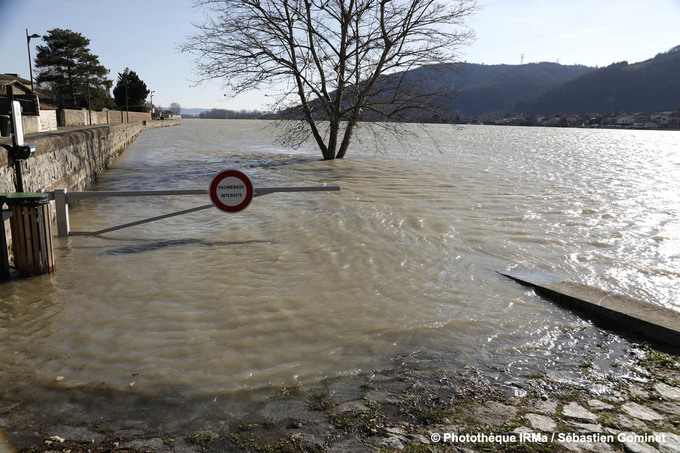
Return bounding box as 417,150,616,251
4,345,680,452
498,266,680,352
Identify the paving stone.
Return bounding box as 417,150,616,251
525,413,556,432
120,437,169,451
327,377,366,402
653,402,680,417
588,399,615,411
363,390,402,404
653,432,680,453
435,425,463,435
618,432,659,453
379,436,404,450
473,401,518,427
336,400,369,413
616,414,649,430
327,436,377,452
49,426,104,444
532,399,558,415
559,440,614,452
299,433,326,451
171,438,200,453
629,385,650,398
383,427,407,437
622,402,664,421
654,383,680,400
563,402,598,421
116,428,146,438
568,421,603,433
260,400,321,423
406,434,430,444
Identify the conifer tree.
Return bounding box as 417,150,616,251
35,28,112,109
113,68,150,111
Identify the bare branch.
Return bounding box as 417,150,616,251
183,0,477,159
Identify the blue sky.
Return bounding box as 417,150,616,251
1,0,679,111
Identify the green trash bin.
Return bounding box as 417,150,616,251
0,115,9,137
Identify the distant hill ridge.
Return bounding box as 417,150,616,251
187,45,680,119
386,45,680,118
428,61,595,117
513,45,680,115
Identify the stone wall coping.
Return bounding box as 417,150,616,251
0,121,177,167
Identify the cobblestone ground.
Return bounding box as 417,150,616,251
4,342,680,453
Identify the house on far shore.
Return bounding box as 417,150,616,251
615,115,635,127
0,73,58,135
652,111,680,129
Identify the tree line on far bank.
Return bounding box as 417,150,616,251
33,28,153,112
188,109,273,120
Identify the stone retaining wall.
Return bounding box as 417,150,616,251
58,108,89,127
57,108,152,127
39,109,58,132
1,119,180,264
1,120,179,193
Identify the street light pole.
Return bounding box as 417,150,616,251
149,90,155,119
25,29,41,91
125,80,129,123
86,73,92,125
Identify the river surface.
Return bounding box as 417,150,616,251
1,120,679,432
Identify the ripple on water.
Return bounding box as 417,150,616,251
2,121,679,401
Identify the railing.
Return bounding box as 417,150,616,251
51,185,340,237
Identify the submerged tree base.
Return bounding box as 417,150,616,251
183,0,477,159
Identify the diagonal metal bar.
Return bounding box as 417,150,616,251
254,186,340,197
69,204,215,236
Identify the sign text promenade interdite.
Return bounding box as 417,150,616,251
209,169,254,213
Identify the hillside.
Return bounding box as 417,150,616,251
186,45,680,120
435,62,594,117
513,46,680,115
355,62,594,121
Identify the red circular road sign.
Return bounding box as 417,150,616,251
209,169,254,213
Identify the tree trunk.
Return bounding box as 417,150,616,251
335,118,357,159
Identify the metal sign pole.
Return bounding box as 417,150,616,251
6,86,24,192
0,201,10,282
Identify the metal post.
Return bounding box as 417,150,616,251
26,29,41,92
53,188,70,237
86,73,92,125
125,81,129,123
6,86,24,192
1,201,11,282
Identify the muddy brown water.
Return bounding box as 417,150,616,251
1,120,678,445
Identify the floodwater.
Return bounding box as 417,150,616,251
1,120,679,435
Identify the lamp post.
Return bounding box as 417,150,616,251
86,72,92,125
149,90,155,119
125,80,129,123
25,29,41,91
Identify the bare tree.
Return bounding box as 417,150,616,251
169,102,182,115
183,0,477,159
